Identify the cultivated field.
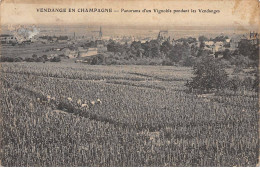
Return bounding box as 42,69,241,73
0,62,259,166
0,42,68,59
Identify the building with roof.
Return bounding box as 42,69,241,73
78,47,98,58
248,31,259,45
0,34,17,44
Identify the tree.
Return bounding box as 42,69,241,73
168,43,191,63
160,41,173,56
149,40,161,58
176,37,196,44
32,54,37,58
223,43,230,48
141,41,150,57
237,39,259,67
191,44,198,57
50,56,61,62
196,40,207,57
197,49,210,58
183,56,197,67
198,36,208,42
186,37,197,44
58,36,68,40
238,39,254,57
186,57,228,92
228,76,242,93
213,35,229,42
223,49,231,60
107,40,125,54
84,41,95,48
249,44,259,62
230,55,249,68
253,72,259,92
41,55,48,61
130,41,143,58
107,40,117,53
91,54,105,65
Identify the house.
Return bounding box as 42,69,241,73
52,37,58,42
230,37,241,50
0,34,17,44
48,54,59,59
248,31,259,45
102,36,110,40
140,40,147,43
225,39,231,43
204,41,214,46
68,51,78,58
30,37,39,43
78,47,98,58
97,44,107,53
39,39,48,44
58,39,68,43
213,41,224,52
62,48,78,58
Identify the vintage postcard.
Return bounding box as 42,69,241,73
0,0,259,167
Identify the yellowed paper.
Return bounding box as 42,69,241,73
0,0,259,167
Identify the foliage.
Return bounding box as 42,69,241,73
230,55,249,68
252,72,259,92
238,39,259,63
212,35,229,42
222,49,231,60
198,36,208,42
1,56,15,62
227,76,257,92
50,56,61,62
228,76,243,92
148,40,161,58
182,56,197,67
91,54,105,65
190,44,199,57
197,49,210,58
168,43,191,63
107,40,125,54
32,54,37,58
186,57,228,92
83,41,96,48
238,39,254,57
161,58,174,66
160,41,173,56
130,41,143,58
177,37,196,44
249,44,259,62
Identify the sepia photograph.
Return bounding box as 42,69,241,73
0,0,259,167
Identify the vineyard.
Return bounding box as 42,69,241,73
0,62,259,166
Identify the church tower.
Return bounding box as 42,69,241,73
99,26,103,39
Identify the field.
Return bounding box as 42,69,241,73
0,62,259,166
0,42,68,59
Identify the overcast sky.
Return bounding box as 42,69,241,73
1,0,259,29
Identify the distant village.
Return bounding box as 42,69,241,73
0,26,259,65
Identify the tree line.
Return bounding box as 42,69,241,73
103,36,258,68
